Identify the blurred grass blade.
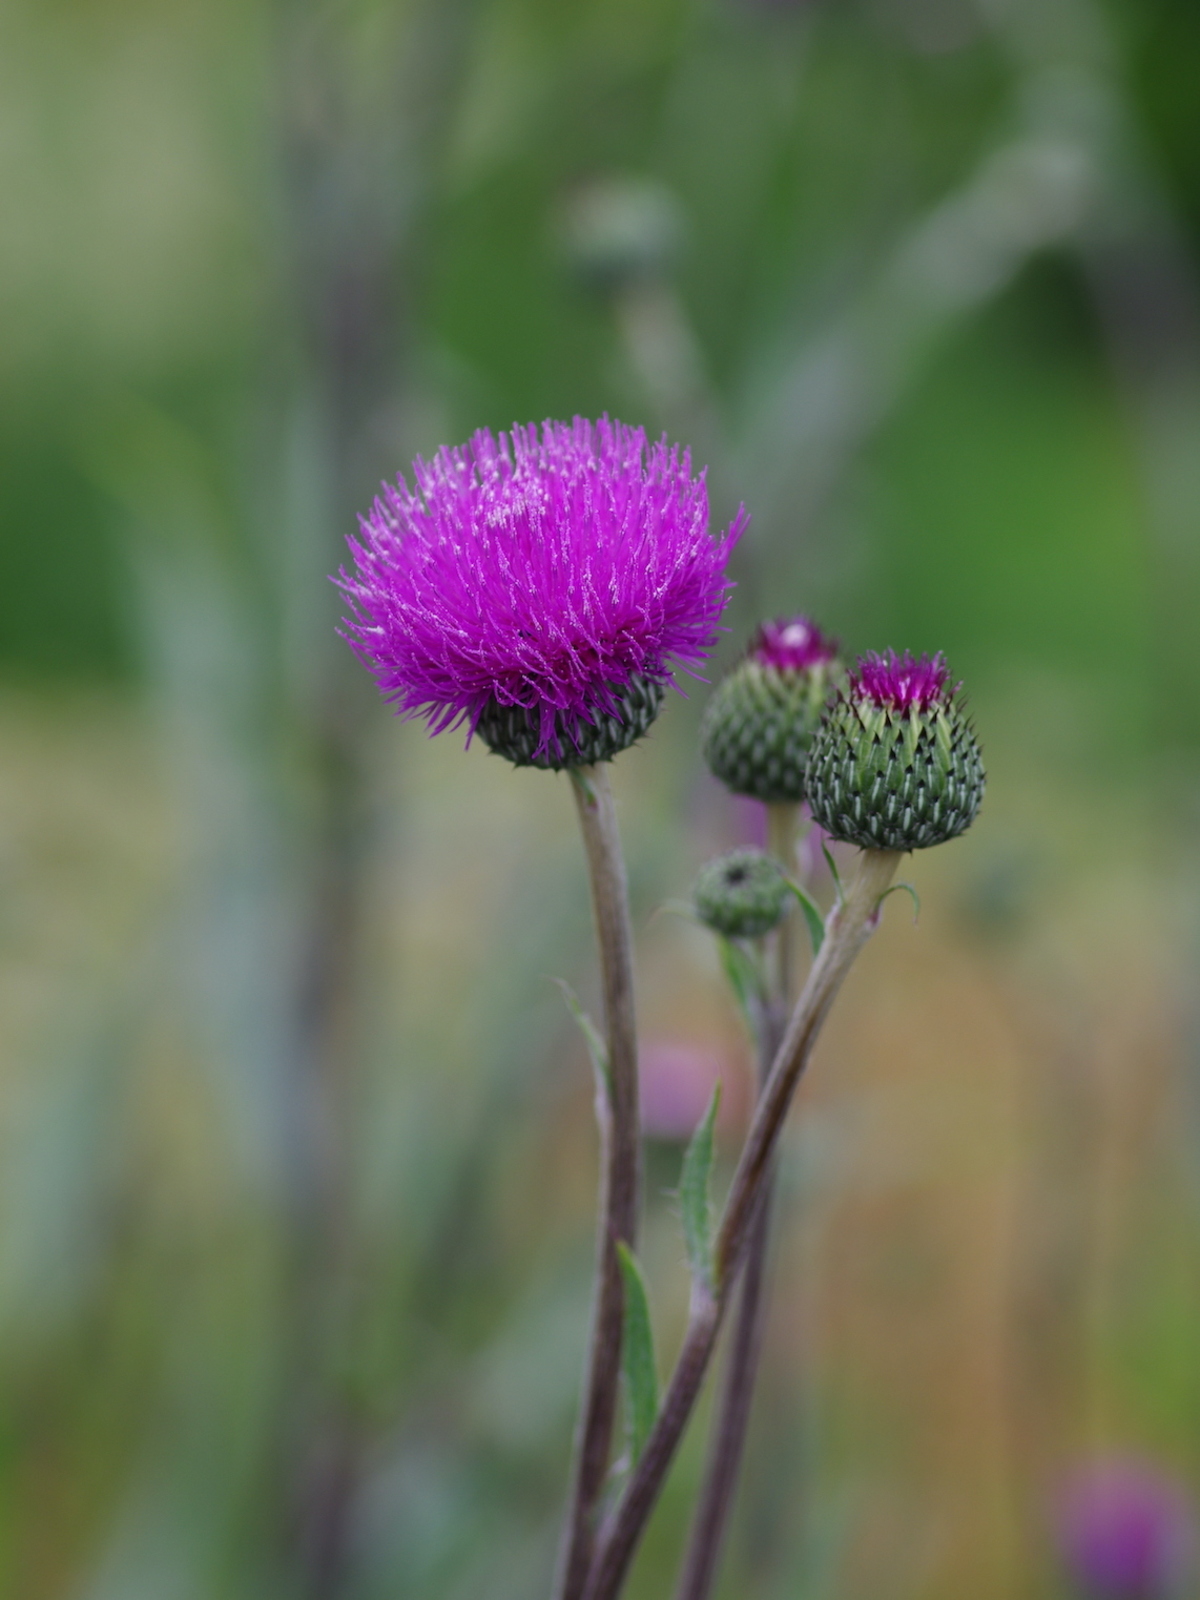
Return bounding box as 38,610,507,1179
616,1242,658,1464
680,1084,721,1293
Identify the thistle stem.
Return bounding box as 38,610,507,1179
555,765,642,1600
766,802,800,1002
673,802,799,1600
582,848,901,1600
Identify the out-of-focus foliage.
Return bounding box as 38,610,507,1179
2,1,1200,1597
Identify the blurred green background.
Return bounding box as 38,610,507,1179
3,0,1200,1596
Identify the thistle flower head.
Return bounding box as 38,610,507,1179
1055,1458,1195,1599
337,417,745,769
701,614,841,804
806,648,984,852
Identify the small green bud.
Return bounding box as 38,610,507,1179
693,849,790,940
476,673,665,770
700,618,840,803
805,651,985,851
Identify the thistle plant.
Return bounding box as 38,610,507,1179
337,416,743,1600
337,427,986,1600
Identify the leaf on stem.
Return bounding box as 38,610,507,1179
878,882,921,924
716,936,766,1030
820,841,843,901
551,977,610,1094
784,877,826,956
568,766,598,809
616,1242,658,1464
680,1084,721,1294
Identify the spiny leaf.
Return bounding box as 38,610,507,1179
784,877,826,956
680,1084,721,1293
879,881,921,924
551,977,609,1093
616,1243,658,1464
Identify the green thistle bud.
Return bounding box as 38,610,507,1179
700,617,840,803
693,848,790,940
476,673,665,770
805,651,985,851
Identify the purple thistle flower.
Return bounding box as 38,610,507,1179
337,417,745,765
749,615,839,673
851,649,956,714
1055,1458,1196,1600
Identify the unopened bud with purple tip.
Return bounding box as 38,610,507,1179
805,650,984,851
701,616,840,803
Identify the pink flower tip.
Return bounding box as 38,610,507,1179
851,649,956,713
334,416,745,759
749,615,839,673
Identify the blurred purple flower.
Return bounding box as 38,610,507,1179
1055,1457,1196,1599
640,1041,737,1143
337,417,745,759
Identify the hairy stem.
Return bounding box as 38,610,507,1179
555,765,642,1600
582,848,901,1600
672,802,798,1600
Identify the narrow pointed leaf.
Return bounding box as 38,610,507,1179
680,1084,721,1292
784,877,826,956
820,841,843,900
716,936,765,1027
551,977,610,1093
616,1242,658,1464
879,882,921,924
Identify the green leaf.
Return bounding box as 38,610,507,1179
551,977,609,1093
616,1242,658,1464
679,1084,721,1292
716,935,766,1023
879,882,921,924
820,841,843,900
650,898,700,926
568,767,598,807
784,877,826,955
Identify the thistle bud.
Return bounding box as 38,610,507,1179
693,848,790,940
700,617,840,803
805,651,984,851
